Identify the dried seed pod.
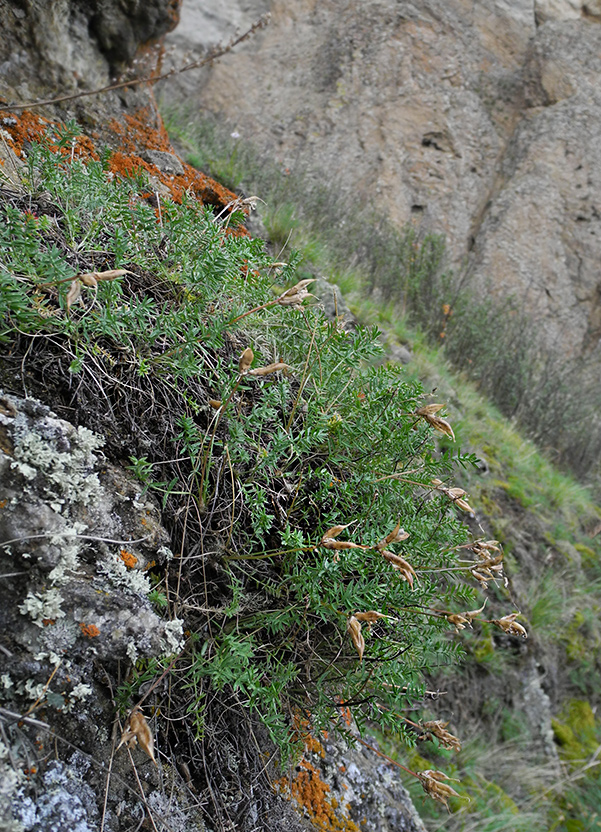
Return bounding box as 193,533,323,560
347,615,365,661
321,523,370,554
65,279,82,312
445,613,470,633
238,347,254,374
421,720,462,752
377,522,410,551
353,611,386,624
248,362,290,376
78,268,129,286
381,550,416,587
415,404,455,441
492,613,528,639
277,278,315,307
117,706,156,765
417,770,461,809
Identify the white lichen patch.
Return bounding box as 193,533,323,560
157,544,174,561
161,618,184,654
69,683,93,702
47,540,82,585
0,738,25,832
19,680,46,701
97,551,151,595
11,425,104,507
33,651,65,667
19,589,65,627
1,674,13,690
12,758,100,832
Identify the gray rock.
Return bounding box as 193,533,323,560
313,275,357,330
163,0,601,363
140,149,185,175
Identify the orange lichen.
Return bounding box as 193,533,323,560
1,108,247,228
119,549,138,569
276,759,359,832
41,619,55,627
79,622,101,638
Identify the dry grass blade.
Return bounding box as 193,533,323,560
347,615,365,661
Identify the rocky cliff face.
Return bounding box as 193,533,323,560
164,0,601,359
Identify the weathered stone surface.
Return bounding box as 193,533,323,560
0,392,186,831
0,0,180,126
164,0,601,359
140,148,186,174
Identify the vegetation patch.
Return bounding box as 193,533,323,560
0,115,531,828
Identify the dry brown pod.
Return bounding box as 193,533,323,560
238,347,254,374
492,613,528,639
381,549,416,587
417,769,461,809
78,268,130,287
248,362,291,376
415,404,455,441
347,615,365,661
117,706,156,765
377,522,410,551
421,720,462,752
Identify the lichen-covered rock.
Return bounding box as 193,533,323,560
0,392,187,831
278,725,426,832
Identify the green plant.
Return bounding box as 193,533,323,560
1,128,506,780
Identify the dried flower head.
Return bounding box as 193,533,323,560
492,613,528,639
417,769,461,809
415,404,455,441
421,720,462,752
